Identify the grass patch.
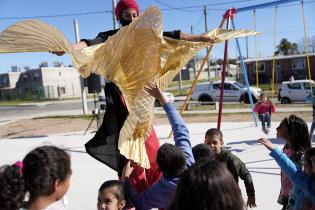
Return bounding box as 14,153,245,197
0,99,56,106
258,83,281,92
0,97,84,106
174,101,311,111
34,114,104,120
169,89,190,96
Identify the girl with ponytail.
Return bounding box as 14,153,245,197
0,146,71,210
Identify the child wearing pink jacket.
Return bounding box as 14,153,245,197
254,93,276,133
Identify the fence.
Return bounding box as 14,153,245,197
0,86,56,100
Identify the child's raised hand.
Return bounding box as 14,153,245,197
144,82,169,106
258,138,275,151
247,196,257,208
122,160,134,181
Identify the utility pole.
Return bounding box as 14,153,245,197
204,6,211,81
178,70,183,96
74,19,88,115
111,0,117,29
246,36,249,58
190,25,197,79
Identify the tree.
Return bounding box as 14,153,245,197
275,38,299,55
297,35,315,53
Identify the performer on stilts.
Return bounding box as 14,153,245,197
70,0,215,194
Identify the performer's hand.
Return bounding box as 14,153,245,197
144,82,169,106
180,32,216,43
50,40,88,56
194,35,216,43
49,51,65,56
258,138,275,151
247,196,257,208
71,41,88,51
122,160,134,181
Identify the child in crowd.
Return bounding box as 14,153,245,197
270,115,311,209
169,159,245,210
192,143,215,162
97,180,128,210
306,89,315,140
204,128,257,208
259,138,315,209
0,145,72,210
121,83,194,210
254,93,276,134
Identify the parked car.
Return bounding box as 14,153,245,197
155,91,175,106
278,79,315,104
99,91,174,107
190,80,262,103
98,95,106,102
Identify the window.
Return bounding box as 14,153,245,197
292,58,306,70
58,87,66,94
224,83,238,90
33,72,41,81
303,82,315,90
212,84,220,90
254,62,265,72
234,82,245,88
287,83,301,89
3,77,8,84
23,75,28,82
276,61,281,70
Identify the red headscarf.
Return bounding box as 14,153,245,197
115,0,140,20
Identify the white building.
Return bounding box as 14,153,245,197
0,72,21,89
0,67,82,100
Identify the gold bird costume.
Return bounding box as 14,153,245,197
0,7,258,168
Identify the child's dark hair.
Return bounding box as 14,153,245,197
205,128,223,140
0,164,25,210
156,143,186,178
169,159,244,210
284,115,311,151
0,146,71,210
259,93,268,100
99,180,125,202
99,180,132,209
304,147,315,169
192,144,215,162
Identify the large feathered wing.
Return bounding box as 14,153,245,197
0,6,259,168
0,20,71,53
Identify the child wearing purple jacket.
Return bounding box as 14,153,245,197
122,83,194,210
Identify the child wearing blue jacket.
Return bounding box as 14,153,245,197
259,138,315,210
122,83,194,210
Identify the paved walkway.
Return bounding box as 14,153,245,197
1,122,314,210
156,106,312,114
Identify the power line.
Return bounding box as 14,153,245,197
192,13,204,28
0,10,112,20
154,0,253,10
191,27,203,34
153,0,201,12
0,0,314,20
261,29,315,35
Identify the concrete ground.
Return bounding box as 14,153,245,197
1,121,314,210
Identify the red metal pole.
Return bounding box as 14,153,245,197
217,9,234,130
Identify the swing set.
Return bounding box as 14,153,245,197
175,0,312,131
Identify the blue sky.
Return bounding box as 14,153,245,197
0,0,314,73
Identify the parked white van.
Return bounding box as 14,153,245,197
278,79,315,104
